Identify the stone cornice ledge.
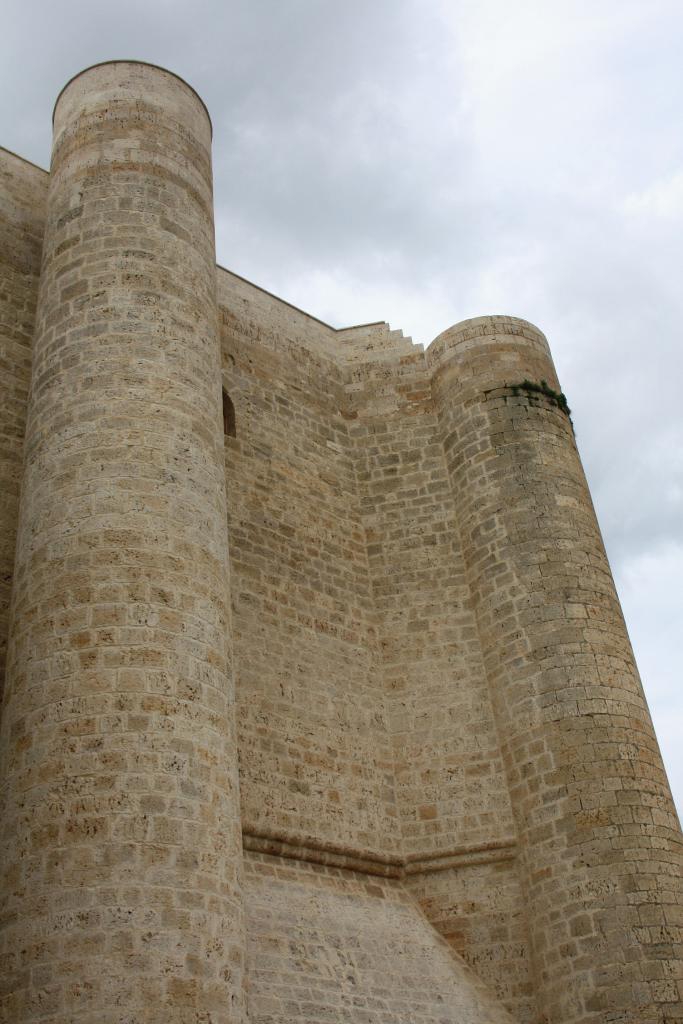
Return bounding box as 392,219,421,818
242,826,517,879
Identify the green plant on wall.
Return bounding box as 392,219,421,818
511,379,572,422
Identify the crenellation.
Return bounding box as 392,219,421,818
0,60,681,1024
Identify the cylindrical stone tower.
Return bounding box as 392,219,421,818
0,63,246,1022
430,316,683,1024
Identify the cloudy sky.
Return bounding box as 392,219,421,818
3,1,682,815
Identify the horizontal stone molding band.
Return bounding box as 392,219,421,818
403,838,518,875
242,827,518,878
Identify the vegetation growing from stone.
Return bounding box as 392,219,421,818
512,378,572,420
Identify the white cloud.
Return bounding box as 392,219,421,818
624,172,683,219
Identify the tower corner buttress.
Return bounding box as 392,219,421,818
428,312,683,1024
0,61,246,1023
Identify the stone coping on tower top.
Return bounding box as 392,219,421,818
427,314,550,369
51,59,213,137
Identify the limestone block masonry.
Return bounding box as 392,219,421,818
0,60,681,1024
0,64,245,1023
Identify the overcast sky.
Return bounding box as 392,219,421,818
2,0,682,816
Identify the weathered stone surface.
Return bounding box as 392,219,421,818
0,59,681,1024
243,852,516,1024
0,63,245,1022
0,149,47,706
429,316,683,1022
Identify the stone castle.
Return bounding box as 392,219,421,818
0,60,681,1024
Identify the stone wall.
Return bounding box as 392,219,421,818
1,59,681,1024
405,858,533,1021
430,315,683,1023
218,269,401,862
0,149,47,706
243,851,515,1024
345,326,537,1020
0,63,246,1023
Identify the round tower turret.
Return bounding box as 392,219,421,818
0,62,245,1022
429,315,683,1023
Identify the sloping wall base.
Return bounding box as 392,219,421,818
244,853,515,1023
